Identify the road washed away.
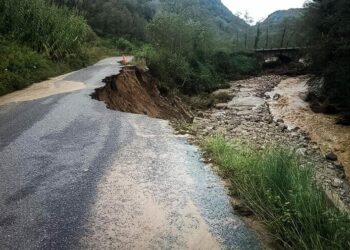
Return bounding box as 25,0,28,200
0,58,260,249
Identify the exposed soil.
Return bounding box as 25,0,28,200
91,66,193,122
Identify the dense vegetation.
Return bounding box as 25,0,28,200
0,0,261,96
204,136,350,249
75,0,259,94
2,0,348,114
130,1,260,95
305,0,350,115
0,0,115,95
253,9,307,49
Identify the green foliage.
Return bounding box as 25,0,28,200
81,0,156,39
204,136,350,250
79,0,249,42
0,1,118,96
0,0,91,59
212,51,261,78
252,9,307,49
161,0,248,38
115,38,134,53
0,37,117,96
0,39,52,95
134,12,261,95
135,13,219,94
305,0,350,112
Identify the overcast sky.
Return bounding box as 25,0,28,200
222,0,306,24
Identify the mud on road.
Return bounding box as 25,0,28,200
79,114,260,249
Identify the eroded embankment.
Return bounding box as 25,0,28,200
91,66,193,122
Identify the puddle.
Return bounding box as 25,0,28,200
267,76,350,178
0,74,85,106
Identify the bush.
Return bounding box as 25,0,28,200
204,136,350,250
136,12,261,95
0,0,91,59
305,0,350,113
115,38,134,53
0,38,117,96
212,51,261,78
0,40,52,95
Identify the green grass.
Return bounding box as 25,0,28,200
0,0,91,59
203,135,350,249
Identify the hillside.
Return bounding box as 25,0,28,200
262,8,304,26
79,0,249,40
162,0,249,33
252,8,307,48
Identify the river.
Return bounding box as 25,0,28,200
267,76,350,178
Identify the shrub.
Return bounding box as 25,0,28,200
305,0,350,112
0,39,52,95
0,0,91,59
204,136,350,250
212,51,261,78
115,38,134,53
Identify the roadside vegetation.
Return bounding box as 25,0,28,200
0,0,116,96
133,12,261,95
305,0,350,117
204,135,350,250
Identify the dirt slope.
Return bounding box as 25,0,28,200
92,66,193,122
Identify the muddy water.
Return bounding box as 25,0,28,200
268,76,350,178
0,74,85,106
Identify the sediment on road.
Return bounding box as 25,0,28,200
91,66,193,122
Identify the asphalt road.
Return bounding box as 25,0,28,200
0,58,260,249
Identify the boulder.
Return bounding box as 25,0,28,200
331,178,343,188
325,152,338,161
273,93,281,101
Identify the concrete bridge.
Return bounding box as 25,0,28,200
255,47,307,62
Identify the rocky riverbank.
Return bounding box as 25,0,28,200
182,75,350,210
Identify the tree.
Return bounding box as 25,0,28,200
254,23,261,49
305,0,350,113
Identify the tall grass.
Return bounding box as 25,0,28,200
0,37,117,96
204,136,350,249
0,0,91,59
0,1,117,96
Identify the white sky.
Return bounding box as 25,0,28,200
222,0,306,24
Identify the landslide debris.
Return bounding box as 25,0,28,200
91,66,193,122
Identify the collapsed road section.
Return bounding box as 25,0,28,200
91,66,193,122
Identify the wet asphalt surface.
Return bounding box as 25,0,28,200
0,58,260,249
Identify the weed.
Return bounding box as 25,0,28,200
204,135,350,249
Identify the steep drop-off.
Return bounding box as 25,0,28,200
92,66,193,122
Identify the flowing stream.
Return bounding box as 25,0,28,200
267,76,350,178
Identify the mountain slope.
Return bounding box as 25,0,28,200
262,8,304,26
252,8,306,48
74,0,249,40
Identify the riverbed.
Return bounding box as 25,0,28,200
267,76,350,178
